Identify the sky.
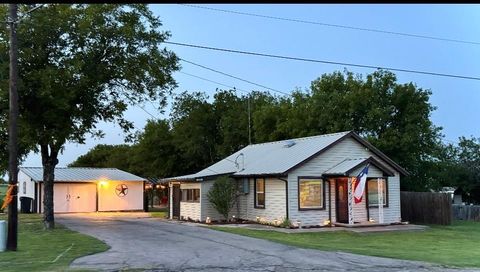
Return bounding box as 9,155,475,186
19,4,480,169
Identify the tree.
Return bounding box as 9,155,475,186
68,144,133,171
272,70,442,191
0,4,179,229
170,91,218,173
129,119,180,178
207,176,237,220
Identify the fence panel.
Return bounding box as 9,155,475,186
452,204,480,221
401,191,452,225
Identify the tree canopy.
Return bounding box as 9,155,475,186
69,69,469,194
0,4,179,228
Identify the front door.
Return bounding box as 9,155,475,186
336,178,349,223
172,184,181,218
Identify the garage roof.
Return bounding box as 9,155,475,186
20,167,146,182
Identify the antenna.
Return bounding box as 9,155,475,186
247,94,251,145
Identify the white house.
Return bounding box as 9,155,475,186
18,167,146,213
164,131,408,226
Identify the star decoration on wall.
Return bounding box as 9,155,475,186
115,184,128,197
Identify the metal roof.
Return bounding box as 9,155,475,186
20,167,146,182
324,156,395,177
324,158,370,176
163,131,351,181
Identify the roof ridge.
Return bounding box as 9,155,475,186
20,166,120,170
247,131,351,147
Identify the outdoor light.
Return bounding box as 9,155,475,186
323,220,331,226
98,180,108,187
156,184,161,189
369,218,376,223
206,217,211,224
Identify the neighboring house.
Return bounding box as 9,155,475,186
163,131,408,226
18,167,146,213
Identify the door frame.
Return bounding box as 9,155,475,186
172,184,181,219
335,178,349,223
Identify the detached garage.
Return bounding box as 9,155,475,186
17,167,146,213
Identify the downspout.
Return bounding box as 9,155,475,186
278,177,289,220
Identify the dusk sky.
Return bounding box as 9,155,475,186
20,4,480,169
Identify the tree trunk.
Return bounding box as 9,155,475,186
41,144,59,230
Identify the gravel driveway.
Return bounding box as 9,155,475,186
57,213,477,272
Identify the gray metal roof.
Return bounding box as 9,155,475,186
324,156,395,177
324,158,369,176
20,167,146,182
163,131,350,181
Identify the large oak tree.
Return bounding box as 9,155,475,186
0,4,179,228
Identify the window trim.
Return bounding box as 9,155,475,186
180,188,200,203
297,176,326,211
366,177,389,208
254,178,265,209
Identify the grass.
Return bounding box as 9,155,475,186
0,213,109,272
211,221,480,268
149,211,168,218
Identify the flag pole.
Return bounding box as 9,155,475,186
348,177,353,225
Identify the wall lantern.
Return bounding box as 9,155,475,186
98,179,108,187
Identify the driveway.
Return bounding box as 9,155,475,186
57,213,476,272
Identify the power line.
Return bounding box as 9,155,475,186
165,41,480,81
178,71,250,94
180,58,289,95
15,4,45,23
179,4,480,46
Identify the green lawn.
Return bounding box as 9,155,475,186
0,214,109,271
149,211,168,218
211,221,480,268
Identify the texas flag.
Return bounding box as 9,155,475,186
353,164,369,204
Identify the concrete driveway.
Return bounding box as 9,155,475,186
57,213,476,272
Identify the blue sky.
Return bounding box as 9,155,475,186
20,4,480,168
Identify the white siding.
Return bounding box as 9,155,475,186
98,181,143,212
17,171,36,210
288,137,401,225
236,178,287,223
180,183,201,221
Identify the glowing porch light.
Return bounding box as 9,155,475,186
98,179,108,187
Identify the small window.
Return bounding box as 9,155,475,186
367,178,388,207
299,178,324,210
23,182,26,194
254,178,265,208
181,189,200,203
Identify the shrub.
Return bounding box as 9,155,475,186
279,217,292,228
207,176,237,220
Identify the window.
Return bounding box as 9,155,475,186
367,178,388,207
23,182,26,194
181,189,200,203
254,178,265,208
298,178,324,210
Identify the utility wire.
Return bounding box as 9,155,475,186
180,58,289,95
15,4,45,23
165,41,480,81
179,71,250,94
179,4,480,46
